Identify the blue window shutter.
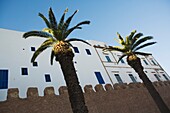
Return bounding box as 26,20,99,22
31,47,36,51
32,62,38,67
73,47,79,53
21,68,28,75
105,56,111,62
85,49,91,55
95,72,105,84
129,74,137,83
0,70,8,89
115,74,123,83
45,74,51,82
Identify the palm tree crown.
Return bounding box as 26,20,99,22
23,7,90,65
104,30,156,63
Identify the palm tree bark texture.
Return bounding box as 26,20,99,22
57,50,88,113
127,56,170,113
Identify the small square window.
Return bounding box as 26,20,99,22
45,74,51,82
31,47,36,51
73,47,79,53
32,62,38,67
85,49,91,55
21,68,28,75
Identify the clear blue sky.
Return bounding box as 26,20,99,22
1,0,170,75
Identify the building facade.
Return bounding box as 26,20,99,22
0,28,169,101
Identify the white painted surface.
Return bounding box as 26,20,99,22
0,28,169,101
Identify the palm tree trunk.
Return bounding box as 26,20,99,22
127,57,170,113
57,51,88,113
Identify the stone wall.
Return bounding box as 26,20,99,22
0,81,170,113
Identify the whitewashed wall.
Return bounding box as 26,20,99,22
0,28,169,101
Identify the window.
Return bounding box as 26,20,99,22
120,59,125,64
45,74,51,82
95,72,105,84
129,74,137,83
85,49,91,55
21,68,28,75
162,74,169,81
31,47,36,51
0,70,8,89
117,55,125,63
105,56,111,62
154,74,161,81
32,62,38,67
73,47,79,53
143,59,149,65
115,74,123,83
151,59,157,65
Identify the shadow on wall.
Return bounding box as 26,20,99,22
0,81,170,113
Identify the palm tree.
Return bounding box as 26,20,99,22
23,8,90,113
103,30,170,113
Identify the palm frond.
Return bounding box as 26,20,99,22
31,39,55,62
23,31,53,39
117,54,126,64
132,36,153,50
117,32,125,45
133,42,156,52
62,10,78,32
104,46,126,53
49,7,57,29
125,36,130,45
128,30,136,41
131,32,143,44
50,50,55,65
58,8,68,30
66,38,91,46
134,51,152,56
64,21,90,39
38,13,51,28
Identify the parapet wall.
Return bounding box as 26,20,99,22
0,81,170,113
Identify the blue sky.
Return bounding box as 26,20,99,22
1,0,170,75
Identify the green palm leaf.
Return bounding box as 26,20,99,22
133,42,156,52
64,21,90,39
58,8,68,30
106,46,126,53
49,8,57,29
132,36,153,50
23,31,53,39
39,13,51,28
131,32,143,44
31,38,55,62
134,51,152,56
62,10,78,32
117,32,125,45
128,30,136,41
66,38,91,46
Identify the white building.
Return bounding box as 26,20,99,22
0,28,169,101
